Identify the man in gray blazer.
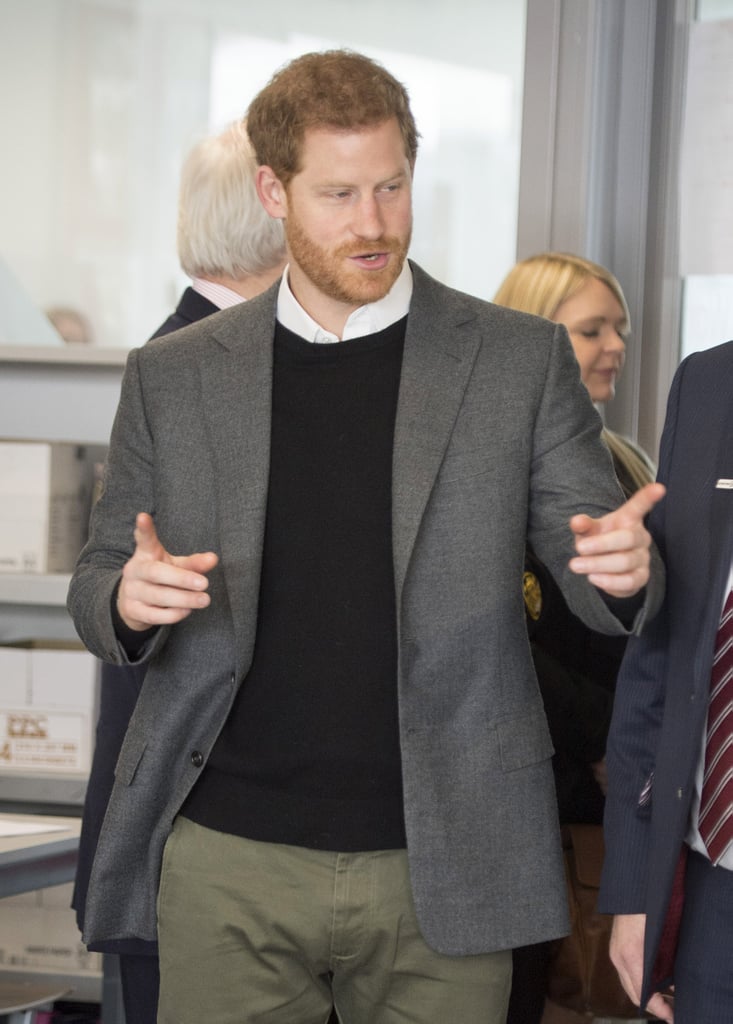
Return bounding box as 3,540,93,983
68,50,664,1024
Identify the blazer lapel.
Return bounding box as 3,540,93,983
710,396,733,601
198,296,276,676
392,266,483,604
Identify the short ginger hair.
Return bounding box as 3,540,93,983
246,49,419,187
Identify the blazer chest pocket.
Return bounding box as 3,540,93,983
436,447,493,485
495,709,554,773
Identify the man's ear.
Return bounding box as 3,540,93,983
256,166,287,219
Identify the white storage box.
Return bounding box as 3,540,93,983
0,644,99,775
0,441,90,573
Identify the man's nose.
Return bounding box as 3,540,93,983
352,196,384,239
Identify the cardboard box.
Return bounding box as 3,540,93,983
0,644,98,774
0,441,91,573
0,898,102,977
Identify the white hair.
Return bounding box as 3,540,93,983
176,120,285,279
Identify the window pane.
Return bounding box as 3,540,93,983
679,10,733,358
0,0,526,348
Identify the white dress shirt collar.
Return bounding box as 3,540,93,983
276,261,413,343
191,277,245,310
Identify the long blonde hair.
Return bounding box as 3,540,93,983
494,251,653,494
603,431,655,498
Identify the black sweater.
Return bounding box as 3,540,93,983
184,318,408,851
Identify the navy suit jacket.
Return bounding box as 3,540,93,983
599,339,733,1003
150,286,218,339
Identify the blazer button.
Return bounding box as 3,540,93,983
190,750,204,768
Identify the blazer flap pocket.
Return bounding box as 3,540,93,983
496,709,554,772
114,733,148,786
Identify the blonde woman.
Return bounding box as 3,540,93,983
494,253,654,1024
494,252,653,492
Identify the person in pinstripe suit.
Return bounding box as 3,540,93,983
600,340,733,1023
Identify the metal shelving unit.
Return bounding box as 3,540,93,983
0,346,123,1010
0,347,123,803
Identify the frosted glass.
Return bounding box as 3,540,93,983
697,0,733,19
681,277,733,358
678,4,733,358
0,0,526,349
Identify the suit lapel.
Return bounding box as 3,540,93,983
710,395,733,600
392,266,483,603
198,296,276,675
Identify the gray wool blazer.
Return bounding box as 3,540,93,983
68,261,664,955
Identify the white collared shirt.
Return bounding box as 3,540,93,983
276,261,413,343
191,277,245,310
687,561,733,868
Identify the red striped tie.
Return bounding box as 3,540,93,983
699,588,733,865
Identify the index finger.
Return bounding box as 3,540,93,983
618,481,666,522
570,481,665,539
